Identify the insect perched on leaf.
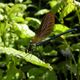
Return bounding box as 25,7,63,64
32,12,55,44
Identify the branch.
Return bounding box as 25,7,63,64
35,27,79,46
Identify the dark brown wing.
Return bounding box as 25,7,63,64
32,12,55,43
37,12,55,37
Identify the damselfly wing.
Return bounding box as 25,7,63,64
32,12,55,43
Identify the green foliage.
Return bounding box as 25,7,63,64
35,9,50,16
60,3,75,18
0,0,80,79
0,47,52,70
53,24,70,34
26,17,41,29
27,68,57,80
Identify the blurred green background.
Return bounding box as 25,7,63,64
0,0,80,80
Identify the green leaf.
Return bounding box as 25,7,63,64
12,16,25,23
0,22,9,36
43,50,57,56
15,0,23,3
60,3,75,18
24,0,32,4
0,3,6,8
53,24,69,35
0,8,4,13
67,0,74,3
71,43,80,51
26,17,41,29
49,0,58,8
0,47,53,70
27,68,57,80
5,4,26,21
9,4,26,14
0,14,4,20
14,23,35,38
35,9,50,16
43,70,57,80
3,63,19,80
49,0,65,13
69,64,77,75
2,62,23,80
27,68,46,79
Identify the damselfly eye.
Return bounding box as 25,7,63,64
32,12,55,43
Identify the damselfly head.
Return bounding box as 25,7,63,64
32,12,55,44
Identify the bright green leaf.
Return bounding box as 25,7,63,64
67,0,73,3
60,3,75,18
49,0,65,13
0,14,4,20
53,24,69,35
0,47,53,70
49,0,58,8
14,23,35,38
35,9,50,16
15,0,23,3
12,17,25,23
0,3,6,8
